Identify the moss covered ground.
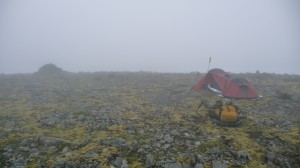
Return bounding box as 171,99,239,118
0,72,299,167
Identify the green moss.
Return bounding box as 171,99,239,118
197,138,225,153
243,162,268,168
129,161,144,168
246,125,264,139
279,127,300,145
26,157,40,168
1,71,299,168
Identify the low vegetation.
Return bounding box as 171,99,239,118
0,68,299,167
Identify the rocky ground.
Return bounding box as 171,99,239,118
0,68,299,168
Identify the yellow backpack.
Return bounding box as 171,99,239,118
211,105,238,122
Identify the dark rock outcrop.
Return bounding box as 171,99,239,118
37,63,64,74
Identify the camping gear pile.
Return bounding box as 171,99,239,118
194,68,261,126
208,100,241,126
197,100,241,126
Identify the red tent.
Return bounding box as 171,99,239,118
194,68,259,99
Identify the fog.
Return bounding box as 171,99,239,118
0,0,299,74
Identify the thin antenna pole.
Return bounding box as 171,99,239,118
207,57,212,72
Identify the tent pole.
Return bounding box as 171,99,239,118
207,57,212,72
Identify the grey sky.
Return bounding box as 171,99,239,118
0,0,299,74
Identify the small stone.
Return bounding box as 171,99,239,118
162,143,171,149
57,160,65,165
0,132,7,139
266,151,275,161
183,132,190,138
65,162,73,168
164,134,174,143
112,157,123,168
29,148,40,155
38,136,70,147
210,147,221,155
170,129,180,136
101,137,126,148
153,142,161,148
121,159,129,168
4,145,13,153
182,163,191,168
65,152,73,157
20,146,30,152
185,152,196,165
165,163,182,168
196,154,205,163
236,151,251,162
77,115,86,122
194,163,204,168
145,154,155,167
20,138,34,146
194,141,201,146
139,129,145,134
137,148,144,153
85,151,99,158
143,144,151,149
41,117,58,127
159,140,166,144
62,146,69,153
156,134,164,140
10,157,28,168
213,161,227,168
48,146,58,154
127,130,136,134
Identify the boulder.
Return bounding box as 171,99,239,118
37,64,63,74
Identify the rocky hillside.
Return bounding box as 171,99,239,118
0,70,299,168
